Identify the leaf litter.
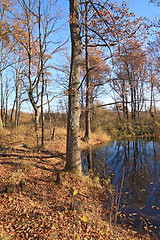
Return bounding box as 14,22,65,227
0,148,152,239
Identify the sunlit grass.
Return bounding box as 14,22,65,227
1,119,111,153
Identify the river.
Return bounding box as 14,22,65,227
82,140,160,239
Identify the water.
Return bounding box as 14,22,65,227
82,140,160,238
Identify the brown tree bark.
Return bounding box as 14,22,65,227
38,0,45,147
84,0,91,142
66,0,82,172
0,13,4,125
0,114,3,132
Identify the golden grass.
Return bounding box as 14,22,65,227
1,123,111,154
80,130,111,151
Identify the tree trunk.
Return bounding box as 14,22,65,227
153,93,156,116
0,72,4,123
122,78,125,117
133,85,136,119
27,0,40,147
150,81,153,114
0,114,3,132
116,103,121,121
5,90,8,126
84,0,91,142
38,0,45,147
131,85,134,119
16,82,22,127
66,0,81,172
15,71,19,128
0,15,4,125
125,95,129,119
40,77,44,148
10,99,15,122
46,89,52,139
35,108,40,147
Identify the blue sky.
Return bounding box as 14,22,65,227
60,0,160,19
127,0,159,19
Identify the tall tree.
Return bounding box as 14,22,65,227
13,0,41,145
0,0,13,125
79,0,143,138
84,0,91,142
66,0,82,172
147,34,160,116
38,0,45,147
13,0,63,147
111,39,147,119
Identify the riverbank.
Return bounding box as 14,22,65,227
0,124,152,239
0,154,150,239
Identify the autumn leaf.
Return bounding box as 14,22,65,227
82,215,88,222
73,190,78,196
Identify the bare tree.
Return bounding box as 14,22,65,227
0,0,14,125
66,0,82,172
12,0,64,147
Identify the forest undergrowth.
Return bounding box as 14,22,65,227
0,148,151,239
0,121,154,239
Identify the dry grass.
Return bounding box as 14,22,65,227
0,122,110,154
80,130,111,151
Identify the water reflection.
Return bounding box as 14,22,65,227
82,140,160,238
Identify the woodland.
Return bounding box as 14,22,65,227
0,0,160,239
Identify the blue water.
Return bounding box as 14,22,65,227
82,140,160,238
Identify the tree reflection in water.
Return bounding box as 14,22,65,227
82,140,160,238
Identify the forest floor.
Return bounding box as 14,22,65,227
0,123,152,239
